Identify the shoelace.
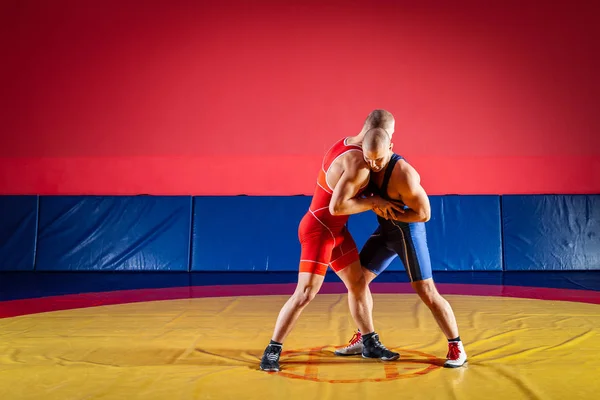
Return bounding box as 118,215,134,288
265,345,281,361
266,346,281,361
370,335,389,350
346,332,361,346
447,342,461,360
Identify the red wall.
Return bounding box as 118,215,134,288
1,0,598,195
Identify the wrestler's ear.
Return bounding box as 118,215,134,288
390,141,394,151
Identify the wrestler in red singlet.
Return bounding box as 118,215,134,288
298,137,369,276
259,114,401,373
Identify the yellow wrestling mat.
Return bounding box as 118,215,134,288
1,294,599,399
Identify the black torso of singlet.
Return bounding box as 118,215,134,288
378,153,403,201
370,153,407,228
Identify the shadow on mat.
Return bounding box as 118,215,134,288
40,347,443,369
194,347,445,369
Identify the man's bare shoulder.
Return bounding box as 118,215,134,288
391,159,421,189
326,148,369,189
341,150,370,176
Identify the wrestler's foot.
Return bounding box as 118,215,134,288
260,343,282,372
362,332,399,361
444,341,467,368
334,331,363,356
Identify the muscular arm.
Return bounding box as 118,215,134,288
329,160,376,216
388,167,431,223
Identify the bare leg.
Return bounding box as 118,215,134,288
271,272,325,343
261,272,325,371
336,260,374,334
362,268,378,320
411,278,459,339
336,261,399,360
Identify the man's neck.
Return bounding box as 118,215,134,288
345,131,367,146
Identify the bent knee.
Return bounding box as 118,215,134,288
413,279,440,306
362,268,378,285
344,273,368,293
293,286,319,307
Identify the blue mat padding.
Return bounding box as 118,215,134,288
1,194,598,273
191,196,311,271
503,195,600,270
35,196,192,271
0,196,38,271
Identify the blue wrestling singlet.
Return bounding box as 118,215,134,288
360,153,433,282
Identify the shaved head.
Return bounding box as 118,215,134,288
363,128,390,153
362,109,395,136
363,128,393,172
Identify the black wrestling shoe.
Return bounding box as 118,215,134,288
362,333,400,361
259,343,282,372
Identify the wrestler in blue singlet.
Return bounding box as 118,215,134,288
360,153,433,282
